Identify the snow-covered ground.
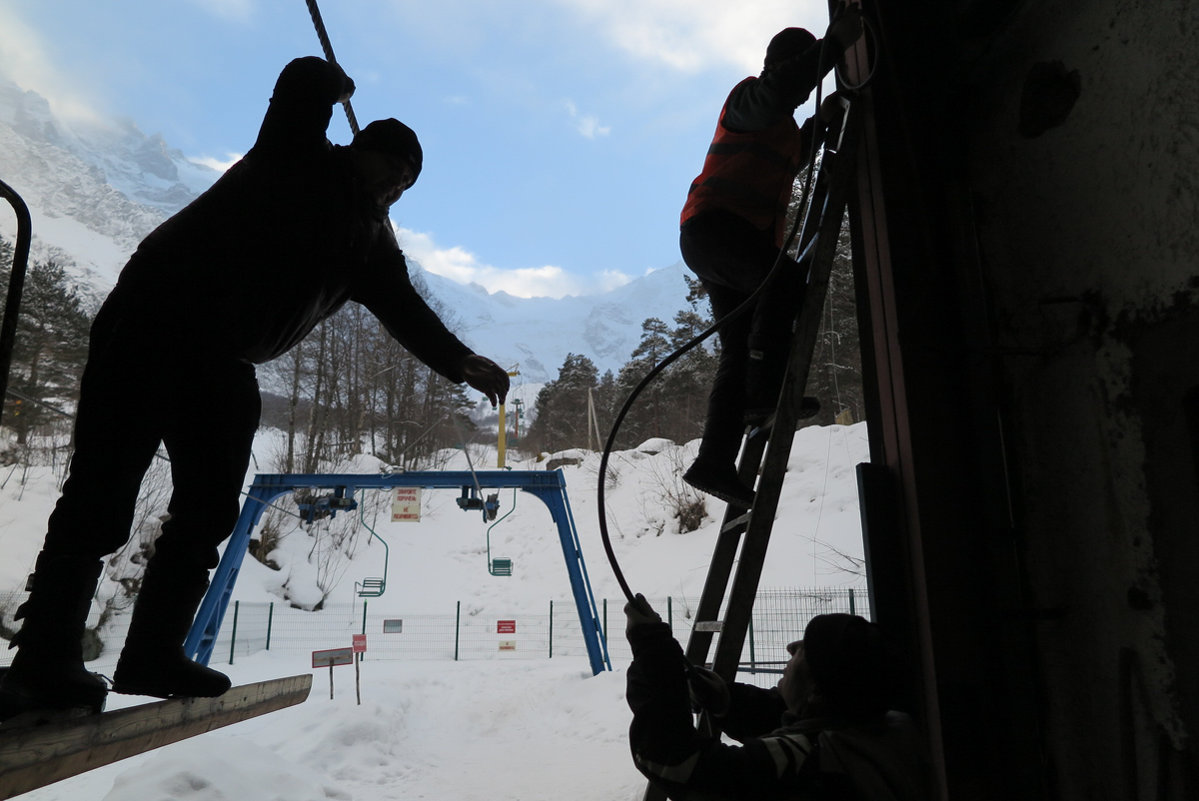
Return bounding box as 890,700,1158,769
1,422,871,801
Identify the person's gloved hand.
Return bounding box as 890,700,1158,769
688,665,731,717
460,355,510,407
827,5,864,52
624,593,662,633
325,60,355,104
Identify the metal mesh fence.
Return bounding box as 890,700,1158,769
0,587,868,679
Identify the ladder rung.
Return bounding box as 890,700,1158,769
720,512,751,535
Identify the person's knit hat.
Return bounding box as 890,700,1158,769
802,613,895,718
764,27,817,69
353,118,423,182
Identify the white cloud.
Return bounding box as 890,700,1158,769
398,227,632,299
564,100,611,139
546,0,830,75
191,152,243,173
0,3,106,125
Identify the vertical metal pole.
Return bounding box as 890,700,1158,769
548,600,554,659
849,588,856,616
497,403,507,468
667,596,673,630
228,600,240,666
602,598,608,647
361,601,368,661
0,178,32,424
454,601,461,661
748,615,755,672
266,602,274,651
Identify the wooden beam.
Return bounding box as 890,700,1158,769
0,673,312,800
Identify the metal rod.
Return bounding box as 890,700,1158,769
0,178,32,424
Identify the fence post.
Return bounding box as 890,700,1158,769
454,601,461,661
848,588,855,616
667,596,673,630
265,602,274,651
748,615,755,672
361,600,368,661
602,598,607,647
548,600,554,659
228,600,239,666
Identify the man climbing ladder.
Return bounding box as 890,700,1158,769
680,10,863,508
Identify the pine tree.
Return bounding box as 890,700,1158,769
524,353,598,453
0,248,93,444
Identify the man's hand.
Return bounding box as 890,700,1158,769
827,5,864,52
624,593,662,633
688,666,731,717
460,354,510,407
327,60,355,104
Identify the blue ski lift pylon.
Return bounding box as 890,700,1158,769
187,470,611,675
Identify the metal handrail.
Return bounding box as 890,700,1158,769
0,177,32,425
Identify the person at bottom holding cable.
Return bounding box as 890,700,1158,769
625,594,929,801
679,9,863,508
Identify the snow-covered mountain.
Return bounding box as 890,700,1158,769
0,76,692,383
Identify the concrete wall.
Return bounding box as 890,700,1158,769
853,1,1198,797
965,2,1198,796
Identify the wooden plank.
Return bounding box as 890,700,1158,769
0,673,312,800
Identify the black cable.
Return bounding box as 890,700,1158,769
595,7,871,604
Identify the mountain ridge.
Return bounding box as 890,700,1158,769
0,76,691,383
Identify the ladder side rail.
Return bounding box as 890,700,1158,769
680,434,764,668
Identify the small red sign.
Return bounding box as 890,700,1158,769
497,619,516,634
352,634,367,653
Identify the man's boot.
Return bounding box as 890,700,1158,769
111,557,231,698
743,348,821,425
0,553,108,721
683,456,756,508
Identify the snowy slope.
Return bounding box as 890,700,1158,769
1,423,870,801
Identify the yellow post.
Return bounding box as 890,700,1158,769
497,403,507,468
497,366,520,468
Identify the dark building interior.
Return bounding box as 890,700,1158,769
848,1,1198,798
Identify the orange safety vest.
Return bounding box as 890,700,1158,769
680,77,804,245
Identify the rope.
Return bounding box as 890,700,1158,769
304,0,360,136
449,411,486,503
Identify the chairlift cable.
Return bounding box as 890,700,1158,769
304,0,360,136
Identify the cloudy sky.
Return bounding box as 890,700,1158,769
0,0,837,298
